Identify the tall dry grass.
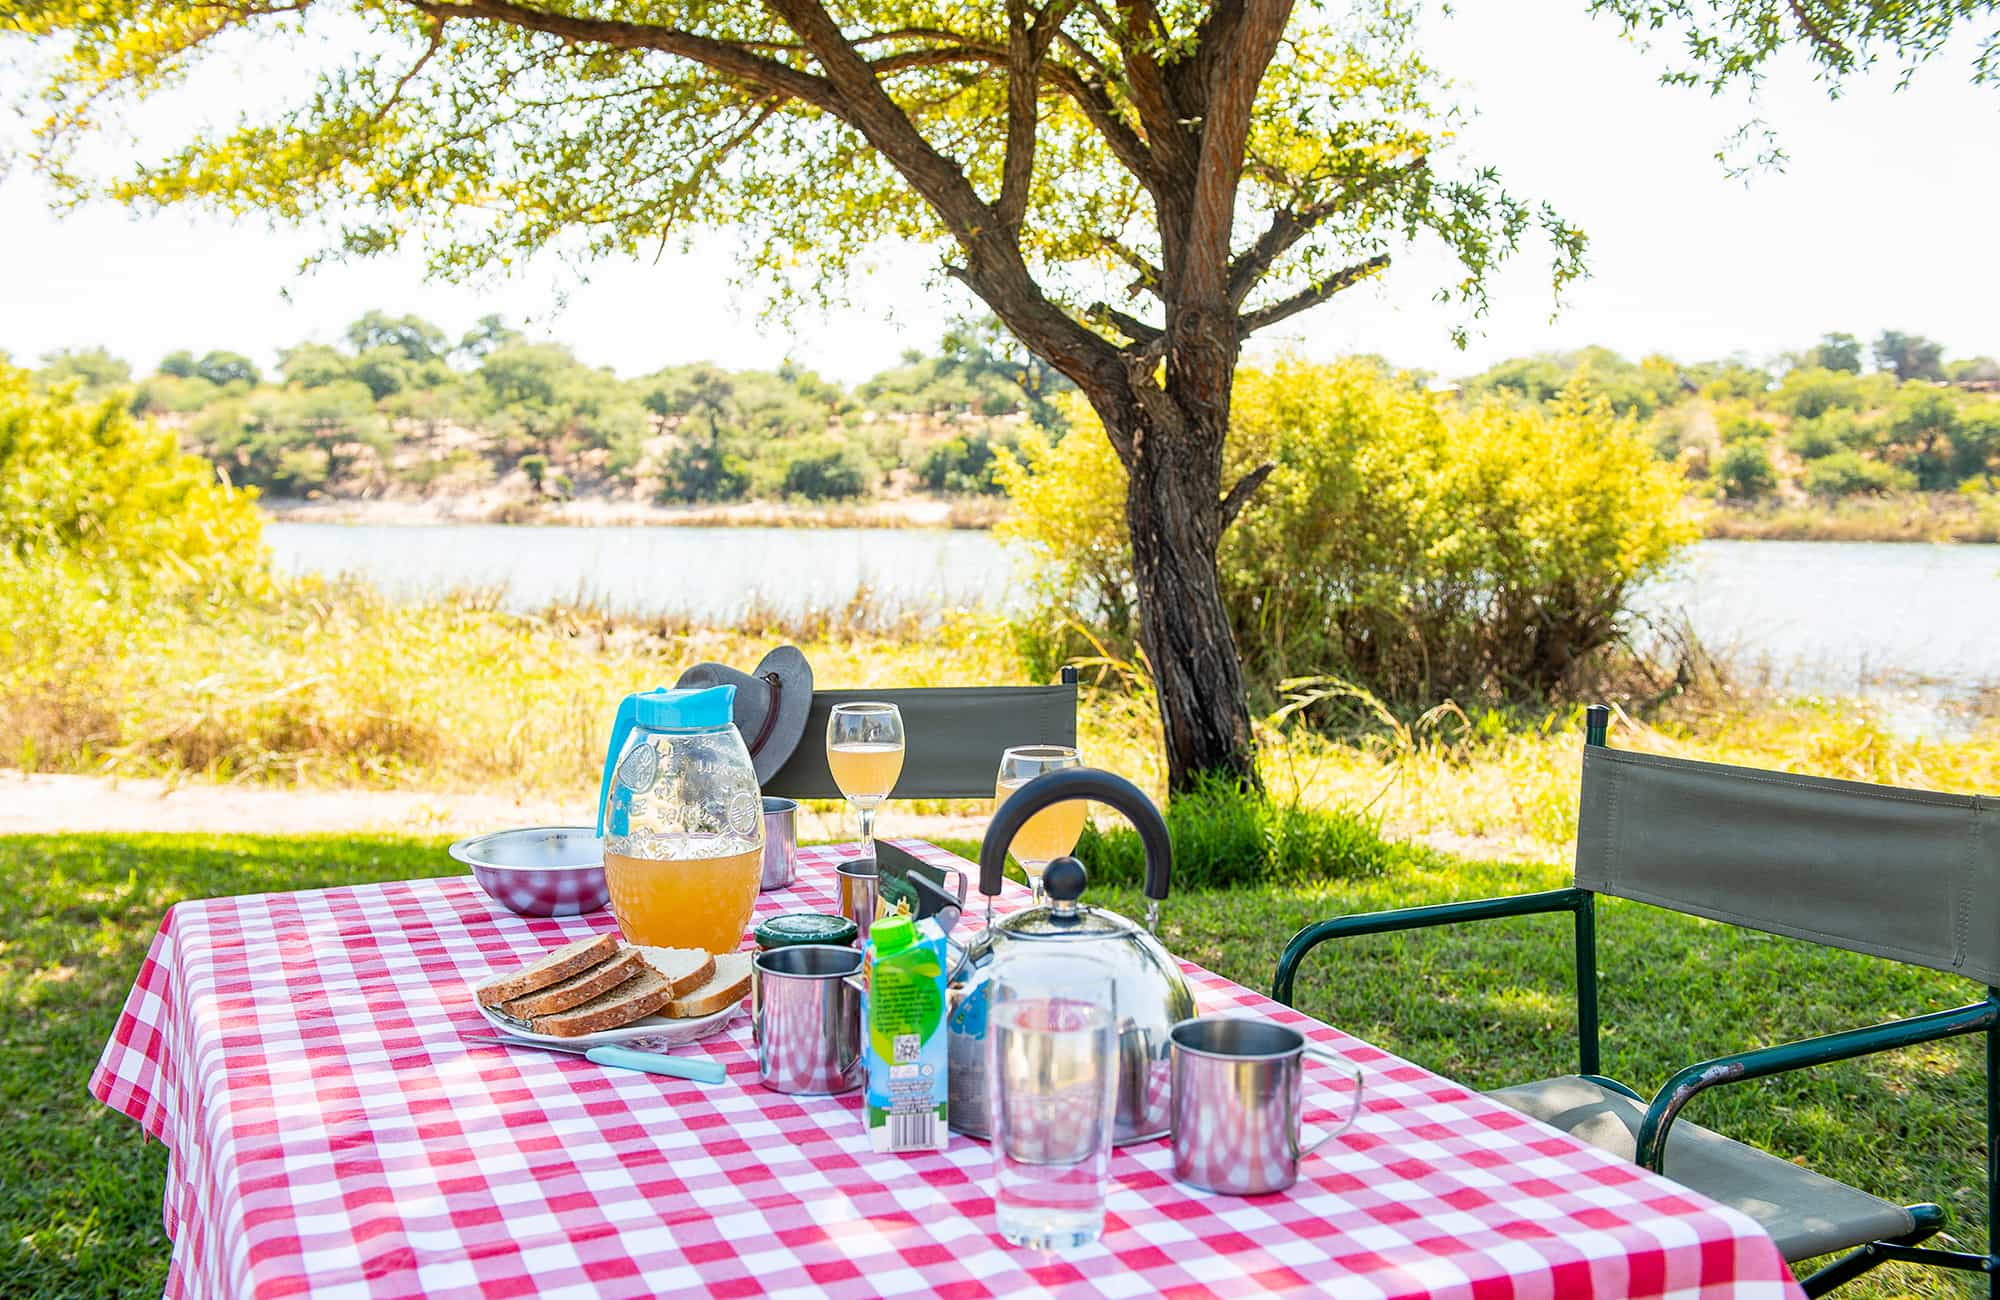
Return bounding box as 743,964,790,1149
1703,491,2000,543
8,559,2000,863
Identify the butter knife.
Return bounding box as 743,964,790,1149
467,1034,727,1084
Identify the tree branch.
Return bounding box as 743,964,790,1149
1225,158,1425,309
1087,302,1162,343
998,3,1075,231
400,0,844,114
1236,253,1390,336
764,0,1129,404
1218,460,1275,530
1178,0,1294,305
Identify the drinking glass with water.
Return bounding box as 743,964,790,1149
986,961,1118,1250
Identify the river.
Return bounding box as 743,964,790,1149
267,523,2000,724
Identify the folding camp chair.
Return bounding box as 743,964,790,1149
1271,705,1999,1295
761,666,1079,801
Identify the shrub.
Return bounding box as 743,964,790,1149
1774,367,1873,420
1802,451,1915,498
1001,360,1694,706
0,362,264,589
917,432,1005,495
1074,775,1428,890
1785,409,1868,459
766,436,875,500
1715,439,1777,500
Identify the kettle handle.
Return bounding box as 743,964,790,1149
977,767,1171,904
595,692,646,837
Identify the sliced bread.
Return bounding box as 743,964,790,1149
632,946,717,998
476,933,621,1008
501,948,645,1019
666,951,753,1019
530,966,676,1037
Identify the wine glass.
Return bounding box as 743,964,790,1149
826,701,905,846
993,744,1083,905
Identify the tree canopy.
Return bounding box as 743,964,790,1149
1590,0,1998,94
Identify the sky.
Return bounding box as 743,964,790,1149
1,3,1996,384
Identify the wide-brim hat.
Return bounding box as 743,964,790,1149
674,645,815,784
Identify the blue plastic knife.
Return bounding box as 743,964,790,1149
467,1035,727,1085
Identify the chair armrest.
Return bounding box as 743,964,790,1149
1270,888,1587,1005
1635,997,1999,1172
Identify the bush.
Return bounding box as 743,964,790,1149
0,363,264,588
1074,775,1428,890
766,436,874,500
1785,409,1868,460
1802,451,1915,498
917,432,1005,495
1715,439,1777,500
1001,359,1694,706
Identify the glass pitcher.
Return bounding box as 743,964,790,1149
598,684,764,954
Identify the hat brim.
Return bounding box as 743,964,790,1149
748,645,814,784
673,646,815,784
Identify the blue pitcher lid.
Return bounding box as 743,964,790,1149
632,684,736,731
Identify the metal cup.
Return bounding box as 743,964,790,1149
835,856,880,942
1168,1016,1366,1195
760,796,798,891
751,944,864,1095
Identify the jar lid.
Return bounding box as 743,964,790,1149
754,911,858,948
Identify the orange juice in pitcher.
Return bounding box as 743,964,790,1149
598,685,764,954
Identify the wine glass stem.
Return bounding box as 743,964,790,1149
1029,865,1045,905
857,802,877,846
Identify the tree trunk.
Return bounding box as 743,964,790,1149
1112,404,1259,794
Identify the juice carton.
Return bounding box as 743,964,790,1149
861,915,949,1152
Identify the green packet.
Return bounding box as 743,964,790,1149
860,915,949,1152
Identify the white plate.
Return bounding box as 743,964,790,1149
473,985,745,1049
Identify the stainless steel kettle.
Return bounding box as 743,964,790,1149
945,767,1194,1144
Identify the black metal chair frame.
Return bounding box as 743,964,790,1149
1270,705,1999,1296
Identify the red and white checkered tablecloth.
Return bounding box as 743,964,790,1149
93,840,1805,1299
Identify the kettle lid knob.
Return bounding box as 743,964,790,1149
1043,856,1086,905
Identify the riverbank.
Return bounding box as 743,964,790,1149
262,493,1006,530
1701,492,2000,542
270,490,2000,544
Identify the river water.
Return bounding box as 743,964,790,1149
267,523,2000,723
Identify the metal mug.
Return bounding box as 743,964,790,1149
1168,1016,1366,1195
751,944,864,1095
760,796,798,891
835,856,880,942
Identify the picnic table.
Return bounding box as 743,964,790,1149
93,840,1807,1298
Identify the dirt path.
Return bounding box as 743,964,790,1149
0,772,991,842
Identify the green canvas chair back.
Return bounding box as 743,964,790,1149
1576,745,2000,987
761,676,1079,801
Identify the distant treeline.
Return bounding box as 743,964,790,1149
1457,331,2000,504
25,312,1070,504
22,320,2000,509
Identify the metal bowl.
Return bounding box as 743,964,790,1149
449,826,610,918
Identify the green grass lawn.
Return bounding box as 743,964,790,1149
4,834,1989,1297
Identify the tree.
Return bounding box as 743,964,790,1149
346,310,449,362
194,350,262,388
1801,332,1862,374
11,2,1581,791
37,347,132,395
1874,330,1946,383
156,350,198,379
456,314,523,362
278,342,356,389
1715,438,1776,500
